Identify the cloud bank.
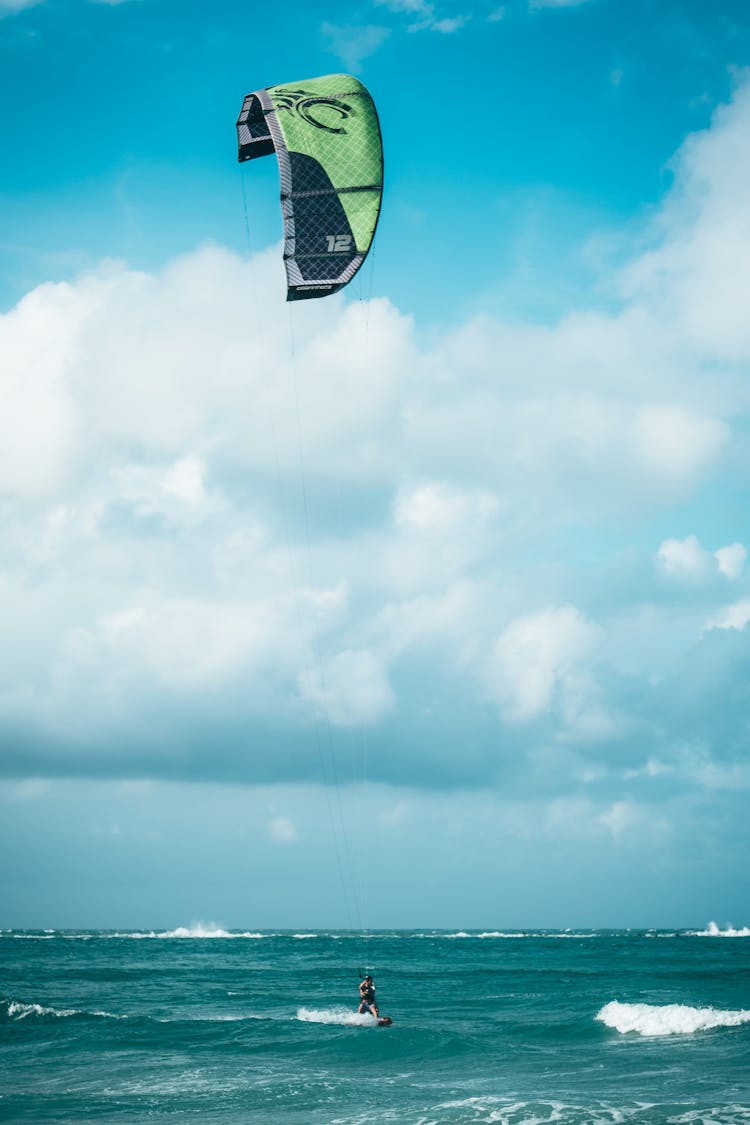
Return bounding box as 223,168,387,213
2,79,750,805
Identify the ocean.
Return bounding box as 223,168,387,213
2,925,749,1124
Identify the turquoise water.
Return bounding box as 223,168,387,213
2,927,749,1123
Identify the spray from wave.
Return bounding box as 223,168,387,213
120,924,264,939
689,921,750,938
597,1001,750,1037
296,1007,379,1027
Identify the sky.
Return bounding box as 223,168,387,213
2,0,750,930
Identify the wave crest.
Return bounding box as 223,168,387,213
2,998,125,1023
597,1001,750,1037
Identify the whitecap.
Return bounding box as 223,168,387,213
8,1000,76,1019
7,999,126,1021
445,930,533,939
596,1000,750,1037
478,931,527,939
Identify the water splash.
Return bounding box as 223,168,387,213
296,1006,378,1027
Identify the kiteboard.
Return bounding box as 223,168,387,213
377,1016,392,1027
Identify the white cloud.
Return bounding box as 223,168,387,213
161,456,207,505
402,307,729,515
657,534,712,579
375,0,433,14
8,778,52,800
485,606,603,726
687,758,750,791
0,246,411,502
268,815,299,844
715,542,746,580
623,759,672,781
395,481,499,532
705,599,750,633
0,0,43,13
654,743,750,792
298,649,395,727
631,407,727,486
374,0,467,33
322,22,391,69
657,536,747,581
56,593,309,712
597,800,640,842
529,0,599,9
111,456,213,527
373,582,478,662
542,797,668,846
432,15,470,32
0,281,80,498
0,225,740,775
623,76,750,363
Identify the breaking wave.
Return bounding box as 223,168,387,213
596,1001,750,1037
444,931,526,939
689,921,750,938
441,930,595,940
121,925,264,939
2,998,125,1023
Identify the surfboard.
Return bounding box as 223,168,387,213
377,1016,392,1026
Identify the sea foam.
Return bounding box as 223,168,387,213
597,1001,750,1037
296,1006,379,1027
436,1097,653,1124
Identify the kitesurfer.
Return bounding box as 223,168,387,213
358,974,378,1017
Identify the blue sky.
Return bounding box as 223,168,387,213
2,0,750,929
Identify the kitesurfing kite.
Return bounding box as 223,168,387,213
236,73,383,301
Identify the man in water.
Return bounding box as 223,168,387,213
358,974,378,1017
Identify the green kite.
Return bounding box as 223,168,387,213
237,74,384,301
